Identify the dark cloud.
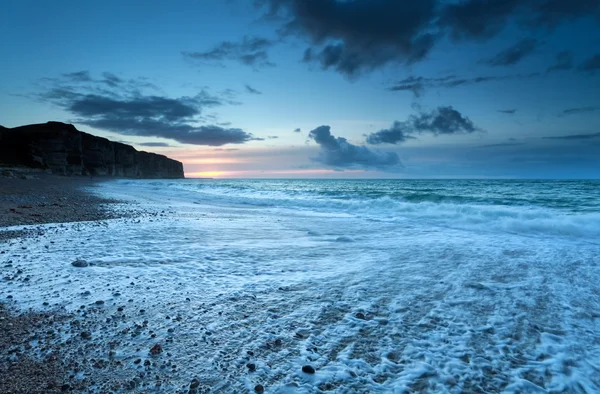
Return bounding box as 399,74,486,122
412,106,479,134
245,85,262,94
389,73,539,96
309,125,400,169
580,53,600,71
138,142,171,147
36,72,258,146
293,128,301,133
182,36,275,68
367,106,481,145
547,50,574,72
559,106,600,116
498,109,517,114
259,0,438,78
366,122,415,145
257,0,599,78
543,132,600,140
440,0,600,41
483,38,538,67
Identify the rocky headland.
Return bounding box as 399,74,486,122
0,122,184,179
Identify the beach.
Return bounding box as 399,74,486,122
1,176,599,393
0,170,177,393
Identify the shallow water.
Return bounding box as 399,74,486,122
2,179,599,392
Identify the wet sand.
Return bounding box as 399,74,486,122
0,169,159,393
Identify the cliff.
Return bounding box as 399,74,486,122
0,122,184,178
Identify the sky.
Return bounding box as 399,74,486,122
1,0,599,179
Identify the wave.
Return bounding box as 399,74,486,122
104,179,600,240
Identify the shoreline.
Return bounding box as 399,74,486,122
1,168,125,229
0,170,164,393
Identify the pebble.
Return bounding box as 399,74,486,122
254,384,265,393
150,344,163,355
302,365,316,374
71,259,89,268
247,363,256,372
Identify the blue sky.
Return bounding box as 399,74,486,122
1,0,599,178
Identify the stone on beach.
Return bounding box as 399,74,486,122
150,343,163,355
302,365,316,374
71,259,89,268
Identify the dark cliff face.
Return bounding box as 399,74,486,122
0,122,184,178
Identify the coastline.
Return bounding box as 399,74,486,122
0,170,157,393
2,177,599,392
1,168,123,229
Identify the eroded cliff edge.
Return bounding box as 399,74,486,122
0,122,184,178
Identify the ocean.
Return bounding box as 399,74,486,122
4,179,600,392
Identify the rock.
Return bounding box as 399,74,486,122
61,383,71,391
302,365,316,374
0,122,184,178
80,331,92,340
190,378,200,389
1,170,14,177
150,344,163,355
95,300,105,305
355,312,366,320
71,259,89,268
254,384,265,393
247,363,256,372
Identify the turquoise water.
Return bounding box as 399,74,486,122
184,179,600,211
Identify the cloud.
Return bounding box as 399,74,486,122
558,106,600,116
62,71,92,82
35,72,259,146
477,142,525,148
260,0,438,78
182,36,275,68
138,142,171,147
366,121,415,145
50,70,159,92
440,0,600,41
411,106,479,134
498,109,517,114
547,50,574,72
580,53,600,71
257,0,599,78
367,106,481,145
482,38,538,67
293,128,301,133
389,73,539,96
543,132,600,140
308,125,400,169
245,85,262,94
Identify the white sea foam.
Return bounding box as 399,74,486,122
1,179,599,392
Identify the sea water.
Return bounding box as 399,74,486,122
1,179,599,392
